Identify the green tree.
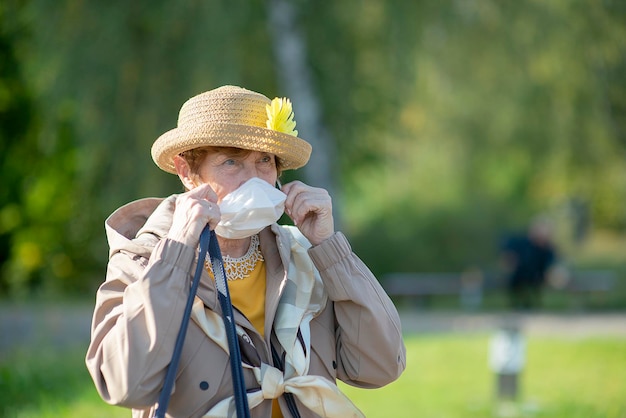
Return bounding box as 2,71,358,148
1,0,625,294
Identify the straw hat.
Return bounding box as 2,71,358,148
151,85,312,174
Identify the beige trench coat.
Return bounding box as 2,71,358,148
86,196,406,418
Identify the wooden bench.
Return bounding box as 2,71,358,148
382,271,491,309
554,269,618,308
382,269,618,309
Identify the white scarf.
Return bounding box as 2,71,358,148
191,227,365,418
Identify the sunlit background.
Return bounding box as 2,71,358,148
1,1,625,417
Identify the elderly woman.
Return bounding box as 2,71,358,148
86,85,406,418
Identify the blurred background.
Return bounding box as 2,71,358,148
1,0,625,417
2,0,626,301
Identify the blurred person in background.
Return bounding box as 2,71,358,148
500,217,557,310
85,85,406,418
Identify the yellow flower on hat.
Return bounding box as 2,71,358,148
266,97,298,136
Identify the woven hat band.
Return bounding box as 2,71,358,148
178,89,270,129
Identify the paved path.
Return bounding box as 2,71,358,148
1,302,625,358
399,310,626,337
0,301,94,357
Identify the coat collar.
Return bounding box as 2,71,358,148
105,197,170,258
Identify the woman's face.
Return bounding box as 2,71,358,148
194,148,279,202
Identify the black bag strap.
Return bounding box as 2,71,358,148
154,226,251,418
208,227,251,417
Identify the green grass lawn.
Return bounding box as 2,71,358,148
1,334,625,418
341,335,626,418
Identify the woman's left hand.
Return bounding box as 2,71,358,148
281,181,335,246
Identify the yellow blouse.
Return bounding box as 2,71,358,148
228,260,267,337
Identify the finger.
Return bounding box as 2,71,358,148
282,181,309,214
291,195,329,222
279,180,300,196
286,182,328,209
206,202,221,230
187,182,218,202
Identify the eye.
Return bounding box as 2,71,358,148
258,155,274,165
223,158,237,166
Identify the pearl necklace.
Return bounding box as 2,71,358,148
206,234,263,281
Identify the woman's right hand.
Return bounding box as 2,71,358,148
168,183,220,247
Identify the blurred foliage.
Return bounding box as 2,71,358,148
0,0,625,295
305,0,626,274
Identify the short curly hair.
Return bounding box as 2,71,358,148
179,146,283,185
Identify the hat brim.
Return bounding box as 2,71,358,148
151,123,312,174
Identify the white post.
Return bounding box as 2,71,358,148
489,319,525,415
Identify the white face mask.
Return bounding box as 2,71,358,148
214,177,287,239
